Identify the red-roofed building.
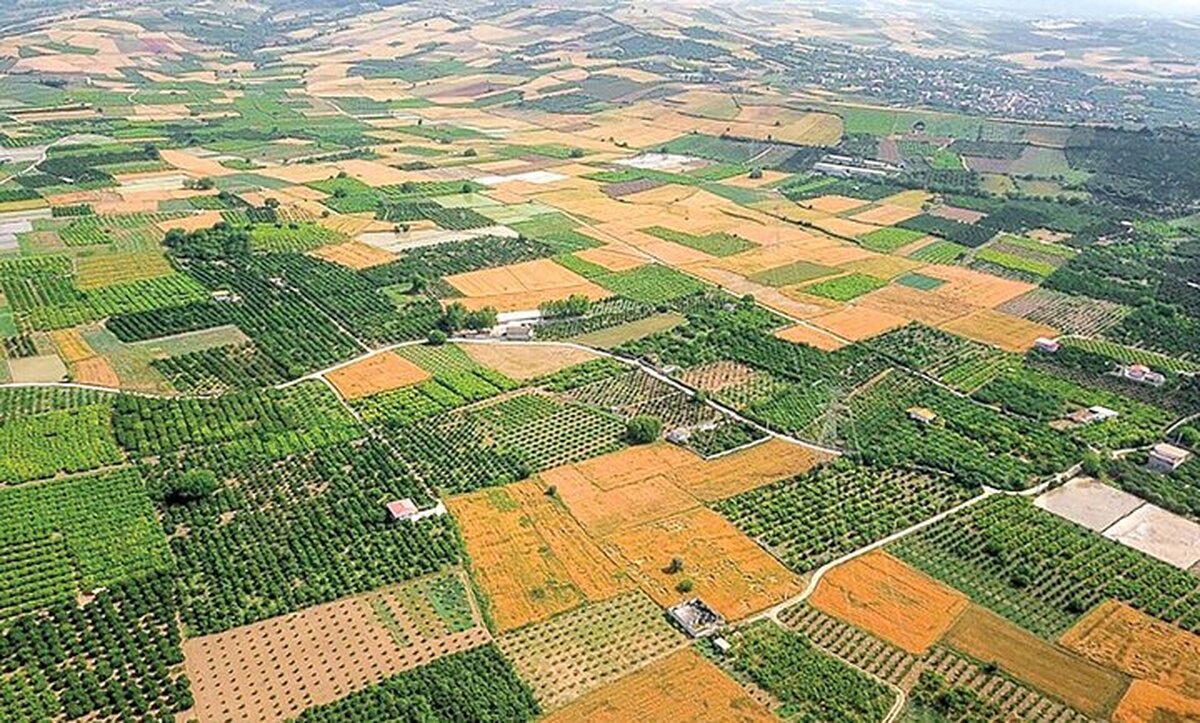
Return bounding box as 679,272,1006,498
386,498,420,521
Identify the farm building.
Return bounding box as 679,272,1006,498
386,498,419,521
1147,443,1191,473
668,599,725,638
385,499,448,522
1067,405,1119,426
1034,337,1060,353
907,407,938,425
665,428,691,445
1119,364,1166,387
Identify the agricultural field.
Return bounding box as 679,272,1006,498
1,1,1200,720
496,591,685,711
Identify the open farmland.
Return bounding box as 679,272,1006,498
183,571,490,723
3,1,1200,720
496,591,685,711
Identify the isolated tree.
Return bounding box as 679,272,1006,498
625,415,662,444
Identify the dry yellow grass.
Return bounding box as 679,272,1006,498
325,352,430,400
838,254,921,280
940,308,1057,352
573,245,648,271
602,507,803,621
945,605,1129,719
460,343,599,380
809,306,909,342
773,323,846,351
801,195,868,214
810,550,968,654
448,483,629,632
1060,600,1200,699
49,329,93,363
544,649,775,723
444,258,612,312
309,241,398,269
1112,681,1200,723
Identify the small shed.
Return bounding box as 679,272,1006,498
1148,443,1191,473
907,407,938,425
665,428,691,445
386,498,420,521
1034,337,1060,353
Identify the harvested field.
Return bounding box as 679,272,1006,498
929,205,986,224
325,351,431,400
49,328,93,363
543,648,774,723
809,306,908,342
460,342,598,380
309,241,398,269
881,190,931,209
448,482,628,632
602,507,803,621
547,467,698,537
156,211,225,234
810,550,968,654
72,356,120,388
569,313,686,350
801,195,868,214
849,204,920,226
856,284,971,326
773,323,847,351
497,591,685,712
921,265,1035,309
573,245,647,271
1112,681,1200,723
183,571,489,723
1061,600,1200,699
944,604,1128,719
445,258,612,312
543,436,822,502
939,308,1056,352
813,217,881,239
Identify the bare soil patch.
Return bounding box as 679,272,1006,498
461,342,598,380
